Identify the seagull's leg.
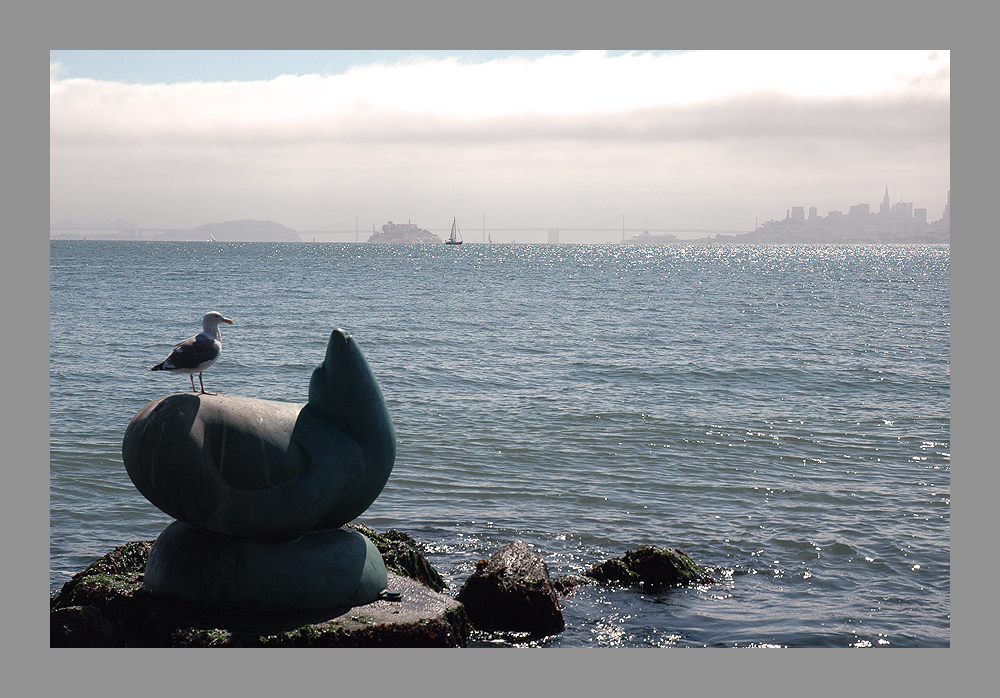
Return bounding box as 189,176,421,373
198,372,216,396
189,374,197,392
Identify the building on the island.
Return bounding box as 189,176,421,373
791,206,805,222
368,220,442,244
382,220,422,235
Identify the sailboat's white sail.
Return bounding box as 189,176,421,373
446,217,463,244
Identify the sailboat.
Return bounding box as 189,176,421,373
446,218,463,245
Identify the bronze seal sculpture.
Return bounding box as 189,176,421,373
122,328,397,612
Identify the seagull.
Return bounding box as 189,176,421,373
151,311,234,395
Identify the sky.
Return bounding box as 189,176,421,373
49,50,950,242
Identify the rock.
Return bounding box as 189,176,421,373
50,605,118,647
50,540,470,648
346,522,447,592
586,546,715,588
550,574,596,596
455,541,565,637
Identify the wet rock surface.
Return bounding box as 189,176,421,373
346,522,447,592
455,541,565,637
585,545,716,588
550,573,596,596
52,536,719,647
50,538,469,648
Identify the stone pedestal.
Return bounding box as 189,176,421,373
50,541,470,647
145,522,388,612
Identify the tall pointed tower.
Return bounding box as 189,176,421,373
879,186,892,232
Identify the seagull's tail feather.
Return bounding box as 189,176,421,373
151,362,165,371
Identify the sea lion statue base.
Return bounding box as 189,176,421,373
122,328,397,613
144,521,389,612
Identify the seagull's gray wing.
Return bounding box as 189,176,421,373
164,333,219,370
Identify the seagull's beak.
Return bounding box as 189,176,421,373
223,318,234,325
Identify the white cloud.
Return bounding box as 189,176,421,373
50,50,950,236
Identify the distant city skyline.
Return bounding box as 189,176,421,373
773,186,949,229
50,50,949,242
50,184,951,244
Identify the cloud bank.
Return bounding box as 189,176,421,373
50,50,950,239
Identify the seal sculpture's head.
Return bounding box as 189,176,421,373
123,327,396,542
301,328,396,531
307,328,396,472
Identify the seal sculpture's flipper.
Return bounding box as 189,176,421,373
122,328,396,542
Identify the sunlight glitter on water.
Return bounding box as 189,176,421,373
50,241,949,646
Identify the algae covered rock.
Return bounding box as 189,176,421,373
586,546,715,588
346,522,447,592
550,573,596,596
456,541,564,637
50,539,469,648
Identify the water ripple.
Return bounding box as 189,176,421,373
50,241,949,646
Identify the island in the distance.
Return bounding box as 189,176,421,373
367,221,442,244
187,220,301,242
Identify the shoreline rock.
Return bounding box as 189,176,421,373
455,541,565,637
585,546,716,588
52,534,718,647
50,537,469,648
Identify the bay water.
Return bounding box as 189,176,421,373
49,240,950,647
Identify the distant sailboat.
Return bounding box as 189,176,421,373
446,218,463,245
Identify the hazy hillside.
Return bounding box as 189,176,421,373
182,220,301,242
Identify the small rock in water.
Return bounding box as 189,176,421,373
586,546,715,588
550,574,595,596
456,540,565,637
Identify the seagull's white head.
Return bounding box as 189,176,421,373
202,311,234,332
